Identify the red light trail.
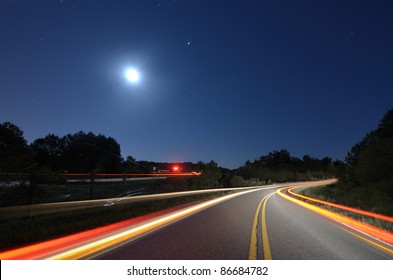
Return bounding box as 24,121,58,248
277,182,393,248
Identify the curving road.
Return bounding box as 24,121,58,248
93,182,393,260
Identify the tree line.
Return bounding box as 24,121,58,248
0,125,226,188
1,108,392,193
235,150,341,184
0,127,122,174
0,121,339,188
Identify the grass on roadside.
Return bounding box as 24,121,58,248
299,185,393,232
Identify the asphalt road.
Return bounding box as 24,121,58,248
93,184,393,260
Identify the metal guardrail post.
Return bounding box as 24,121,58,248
123,175,127,189
28,172,35,205
89,174,94,200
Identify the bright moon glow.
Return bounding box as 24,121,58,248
125,69,140,83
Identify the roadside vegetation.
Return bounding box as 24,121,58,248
300,185,393,232
300,109,393,218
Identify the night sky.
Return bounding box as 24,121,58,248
1,0,393,169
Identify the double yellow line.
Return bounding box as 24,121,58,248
248,192,275,260
277,186,393,255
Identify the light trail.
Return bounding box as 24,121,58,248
0,207,181,260
0,172,202,177
287,186,393,223
60,172,202,177
46,188,264,260
277,187,393,251
1,187,280,259
0,185,264,219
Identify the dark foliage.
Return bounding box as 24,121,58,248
235,149,339,183
0,122,33,173
344,109,393,199
31,131,122,173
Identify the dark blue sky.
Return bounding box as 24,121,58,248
1,0,393,168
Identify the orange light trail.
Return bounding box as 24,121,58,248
0,187,267,260
277,186,393,249
0,206,188,260
60,172,201,177
287,186,393,223
0,172,202,178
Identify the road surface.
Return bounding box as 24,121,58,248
92,183,393,260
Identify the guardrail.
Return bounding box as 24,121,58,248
0,172,202,206
0,185,274,219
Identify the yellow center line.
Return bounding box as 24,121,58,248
277,186,393,257
248,192,275,260
261,192,274,260
248,195,266,259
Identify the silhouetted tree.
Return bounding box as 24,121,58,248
31,131,122,173
376,108,393,139
346,131,377,167
345,109,393,196
123,156,148,173
236,150,336,183
0,122,32,172
61,132,122,173
190,160,222,188
31,134,64,171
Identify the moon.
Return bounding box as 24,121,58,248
125,69,140,83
